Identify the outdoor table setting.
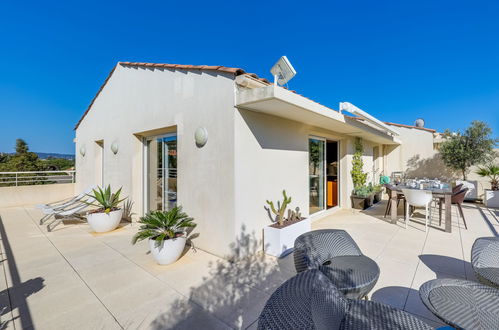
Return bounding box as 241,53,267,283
388,178,454,232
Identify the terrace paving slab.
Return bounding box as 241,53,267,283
0,199,497,329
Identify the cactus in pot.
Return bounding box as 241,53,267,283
266,190,292,226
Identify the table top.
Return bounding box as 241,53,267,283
393,184,452,195
423,280,499,329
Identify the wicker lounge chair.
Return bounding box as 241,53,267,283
294,229,379,299
258,268,433,329
471,236,499,288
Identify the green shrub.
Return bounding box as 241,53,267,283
132,206,196,246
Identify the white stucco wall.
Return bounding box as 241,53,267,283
382,126,453,180
0,183,75,208
75,65,236,257
233,109,380,243
466,149,499,199
75,65,392,257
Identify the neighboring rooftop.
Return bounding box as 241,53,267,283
385,121,437,133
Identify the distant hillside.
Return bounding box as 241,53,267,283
0,152,75,160
36,152,75,160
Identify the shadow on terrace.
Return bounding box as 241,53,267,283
0,216,45,329
150,225,296,329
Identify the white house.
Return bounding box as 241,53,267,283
74,61,454,257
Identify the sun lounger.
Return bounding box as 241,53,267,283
44,199,94,232
38,186,95,225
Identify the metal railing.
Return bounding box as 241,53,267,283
0,170,76,187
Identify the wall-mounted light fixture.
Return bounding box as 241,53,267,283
111,141,119,155
79,145,86,157
194,127,208,147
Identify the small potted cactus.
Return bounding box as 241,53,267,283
263,190,310,257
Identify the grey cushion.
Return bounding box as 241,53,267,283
419,278,499,329
471,237,499,288
294,230,363,273
294,230,379,299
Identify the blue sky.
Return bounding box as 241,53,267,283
1,0,498,154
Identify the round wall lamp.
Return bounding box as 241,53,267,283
194,127,208,147
111,141,119,155
79,145,86,157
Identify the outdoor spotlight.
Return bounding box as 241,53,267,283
194,127,208,147
79,145,86,157
111,141,119,154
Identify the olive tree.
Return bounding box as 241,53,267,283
439,121,497,180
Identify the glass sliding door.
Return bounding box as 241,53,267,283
309,137,325,214
146,134,177,212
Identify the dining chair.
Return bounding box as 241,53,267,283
401,189,433,232
452,183,464,194
436,188,469,229
431,183,462,221
383,184,406,218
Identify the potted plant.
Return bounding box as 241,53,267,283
263,190,310,257
132,206,196,265
85,185,126,233
350,138,369,209
476,164,499,208
351,185,370,210
373,184,383,204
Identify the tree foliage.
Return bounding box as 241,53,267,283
43,157,74,170
0,139,74,172
15,139,29,154
0,139,43,172
439,121,497,180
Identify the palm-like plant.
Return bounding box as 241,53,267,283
86,185,126,213
476,164,499,191
132,206,196,246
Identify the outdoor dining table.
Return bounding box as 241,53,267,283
389,184,453,233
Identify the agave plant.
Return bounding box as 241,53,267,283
132,206,196,246
476,164,499,191
86,185,126,213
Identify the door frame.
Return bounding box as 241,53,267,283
143,133,177,215
308,135,327,215
308,135,341,217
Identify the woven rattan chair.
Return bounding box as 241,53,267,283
419,278,499,329
258,268,433,330
471,236,499,288
294,230,379,299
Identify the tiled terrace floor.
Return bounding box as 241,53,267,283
0,201,498,329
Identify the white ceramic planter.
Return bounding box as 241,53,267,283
87,209,123,233
484,190,499,208
263,218,311,257
149,237,186,265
